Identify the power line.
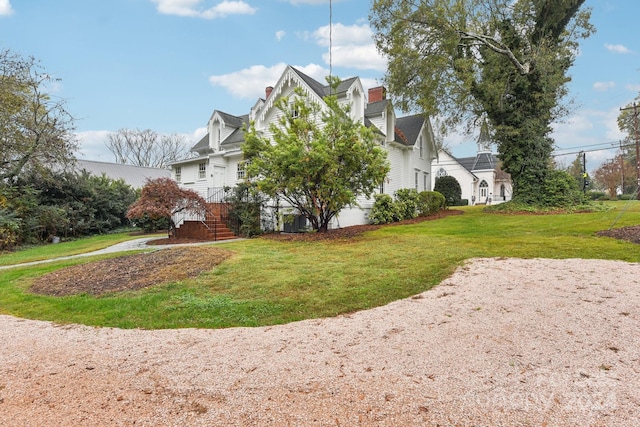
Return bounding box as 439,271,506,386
553,141,637,158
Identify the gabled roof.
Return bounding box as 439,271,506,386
289,67,358,99
191,133,211,153
395,114,425,147
290,67,327,99
216,110,245,128
364,99,390,116
221,114,250,146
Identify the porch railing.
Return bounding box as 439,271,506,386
207,186,238,233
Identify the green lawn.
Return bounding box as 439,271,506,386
1,201,639,329
0,231,165,266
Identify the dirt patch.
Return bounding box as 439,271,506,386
30,246,233,297
597,225,640,244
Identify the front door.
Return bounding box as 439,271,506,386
479,180,488,201
212,166,226,188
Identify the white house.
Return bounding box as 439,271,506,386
431,126,512,205
171,65,437,233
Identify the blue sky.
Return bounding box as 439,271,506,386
1,0,638,173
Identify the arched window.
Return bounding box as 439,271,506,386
436,167,447,178
479,180,488,198
500,184,506,199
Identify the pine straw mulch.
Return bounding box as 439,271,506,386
27,209,640,297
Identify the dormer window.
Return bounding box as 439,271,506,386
290,103,299,119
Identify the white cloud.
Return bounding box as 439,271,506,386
359,77,383,92
312,23,387,71
151,0,256,19
593,81,615,92
191,126,208,142
605,43,632,54
0,0,14,16
74,130,115,162
625,84,640,93
551,108,624,172
275,30,286,41
209,63,329,99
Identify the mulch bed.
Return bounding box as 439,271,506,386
260,209,464,242
596,225,640,245
30,246,233,297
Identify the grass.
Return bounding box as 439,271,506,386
1,201,639,329
0,231,164,266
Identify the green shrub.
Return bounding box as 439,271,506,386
586,191,606,201
418,191,446,216
394,188,419,220
541,170,587,208
131,214,169,233
434,175,462,206
225,183,266,237
0,207,21,250
369,193,400,224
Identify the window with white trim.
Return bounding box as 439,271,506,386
415,171,419,191
237,162,246,180
436,167,447,178
479,180,489,198
175,166,181,183
198,162,207,180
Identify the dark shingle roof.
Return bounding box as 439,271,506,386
457,153,499,172
290,67,327,99
217,111,245,128
220,114,250,146
395,114,425,147
364,99,390,116
191,133,210,152
290,67,358,99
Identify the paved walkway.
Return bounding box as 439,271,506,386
0,237,240,270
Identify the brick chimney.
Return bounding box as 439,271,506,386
368,86,386,103
265,86,273,99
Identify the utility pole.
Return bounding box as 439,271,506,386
620,102,640,200
581,151,588,194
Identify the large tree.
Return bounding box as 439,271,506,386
0,49,77,183
242,81,390,233
106,128,190,168
370,0,593,205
